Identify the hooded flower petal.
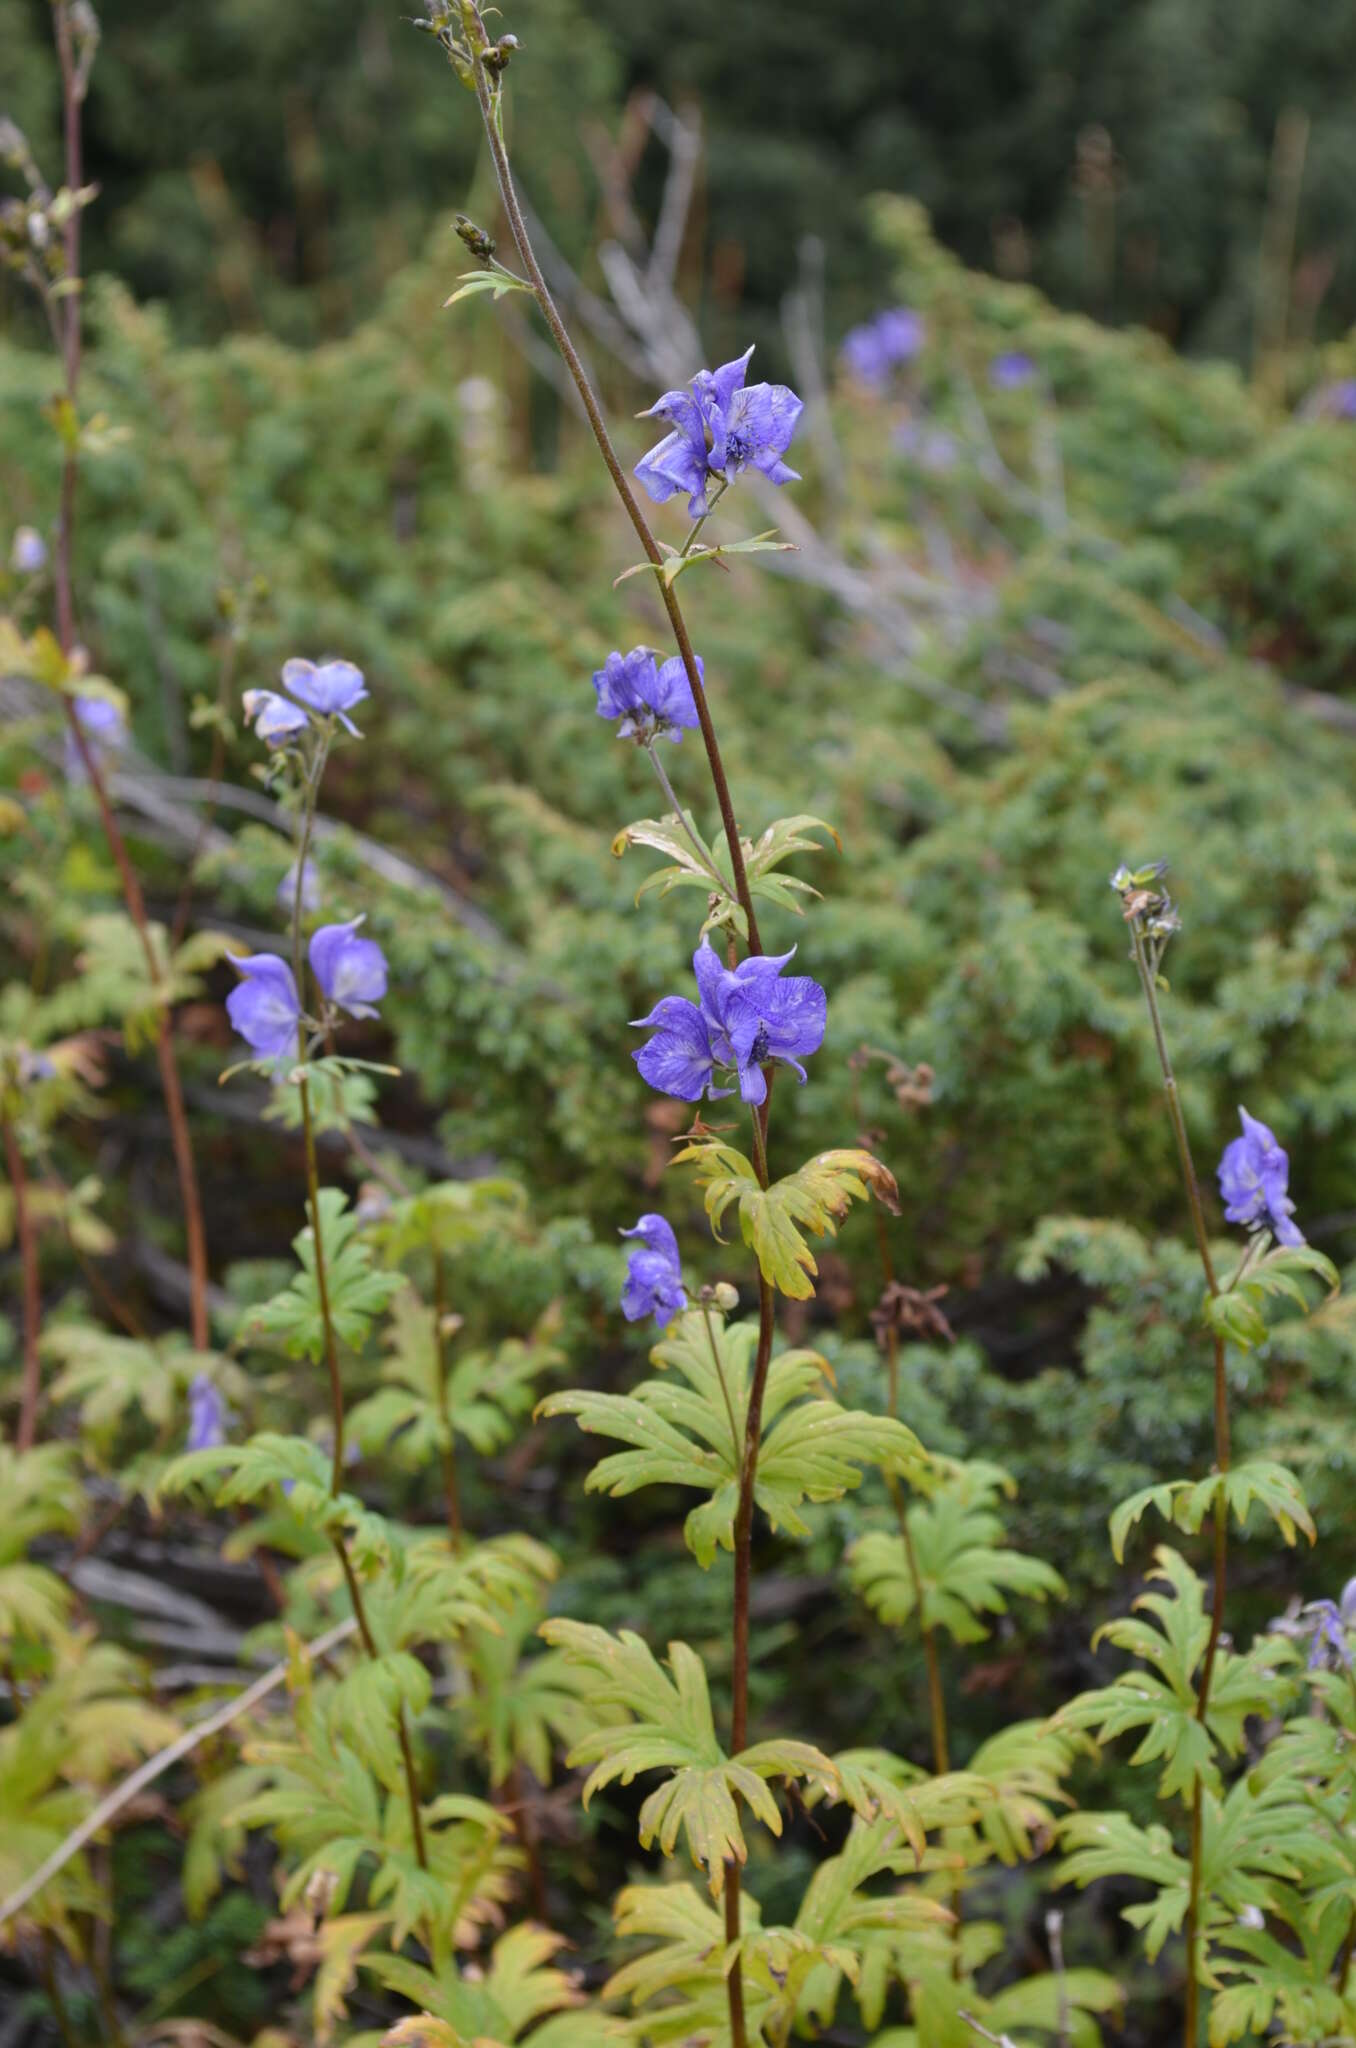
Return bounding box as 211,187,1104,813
1218,1106,1304,1246
281,657,369,734
309,917,388,1019
631,995,715,1101
226,954,302,1062
635,347,802,516
593,646,700,742
619,1213,687,1326
243,689,309,748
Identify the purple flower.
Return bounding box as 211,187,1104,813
309,918,388,1019
226,954,303,1063
243,689,309,749
840,307,925,387
65,693,127,782
10,525,46,574
281,658,369,736
187,1373,230,1452
1218,1107,1304,1248
632,939,827,1108
635,347,803,519
990,352,1037,391
593,646,701,744
1306,1593,1353,1671
1325,379,1356,421
620,1214,687,1327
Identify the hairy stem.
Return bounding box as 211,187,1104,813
1129,921,1229,2048
49,1,211,1355
3,1114,43,1453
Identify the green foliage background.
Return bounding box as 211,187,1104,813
4,9,1356,2041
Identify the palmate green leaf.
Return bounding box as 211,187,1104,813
240,1686,515,1949
1204,1239,1340,1352
539,1307,922,1567
614,810,839,938
36,912,235,1052
44,1325,228,1453
366,1531,558,1654
247,1187,402,1361
849,1463,1064,1644
1057,1547,1294,1797
159,1431,397,1571
348,1285,563,1468
460,1590,607,1788
789,1816,954,2038
672,1139,901,1299
605,1882,774,2046
536,1621,838,1892
613,529,796,591
1210,1883,1356,2047
375,1174,528,1265
327,1651,432,1783
821,1749,993,1862
0,1443,83,1564
1060,1778,1312,1962
1109,1458,1316,1561
962,1721,1084,1866
365,1924,590,2047
442,265,535,307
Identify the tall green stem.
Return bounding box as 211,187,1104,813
289,753,428,1873
1128,918,1229,2048
460,30,778,2036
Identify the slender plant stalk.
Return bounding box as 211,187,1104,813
48,0,211,1356
288,759,428,1872
460,26,782,2036
1128,919,1229,2048
4,1113,43,1453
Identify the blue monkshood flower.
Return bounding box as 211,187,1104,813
632,938,827,1107
281,657,369,735
1306,1591,1355,1671
309,917,388,1019
593,646,701,744
226,953,303,1063
1326,379,1356,421
187,1373,230,1452
65,693,127,782
635,347,803,519
990,351,1037,390
619,1213,688,1326
10,525,47,574
243,688,309,749
1218,1106,1304,1247
840,307,925,387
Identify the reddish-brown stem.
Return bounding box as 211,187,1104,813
4,1114,43,1452
873,1210,956,1968
49,2,211,1356
461,36,790,2039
